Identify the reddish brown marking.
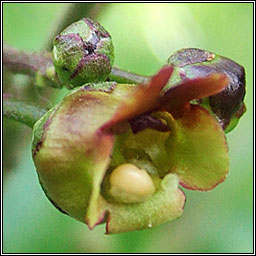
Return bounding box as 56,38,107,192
179,189,186,211
32,141,42,158
32,114,54,158
55,33,82,42
87,210,108,230
179,174,227,191
70,53,109,79
235,103,246,118
82,82,117,93
105,211,111,234
82,18,110,38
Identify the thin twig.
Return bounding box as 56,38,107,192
3,44,61,88
109,67,149,84
3,94,48,128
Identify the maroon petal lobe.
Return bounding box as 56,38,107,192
159,73,229,112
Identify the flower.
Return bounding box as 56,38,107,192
31,63,235,234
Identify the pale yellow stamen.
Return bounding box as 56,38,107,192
109,163,155,203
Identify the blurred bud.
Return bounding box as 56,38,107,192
52,18,114,89
167,48,246,132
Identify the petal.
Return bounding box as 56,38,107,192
165,105,229,190
105,174,185,234
85,133,114,229
101,66,174,132
160,72,229,112
33,87,118,222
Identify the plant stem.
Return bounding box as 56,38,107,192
3,44,61,88
3,95,48,128
3,44,149,87
109,67,149,84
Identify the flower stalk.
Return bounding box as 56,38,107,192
3,94,47,128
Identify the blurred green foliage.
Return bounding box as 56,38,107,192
3,3,253,253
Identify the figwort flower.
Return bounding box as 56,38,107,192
32,61,236,233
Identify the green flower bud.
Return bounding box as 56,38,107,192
166,48,246,132
52,18,114,89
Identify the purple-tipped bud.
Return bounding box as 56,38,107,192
52,18,114,89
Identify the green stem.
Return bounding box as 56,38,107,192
3,95,48,128
109,67,149,84
3,44,149,87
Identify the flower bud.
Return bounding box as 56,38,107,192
166,48,246,131
52,18,114,89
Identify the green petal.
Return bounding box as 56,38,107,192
104,174,185,234
33,87,118,221
166,105,229,190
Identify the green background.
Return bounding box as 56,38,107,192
3,3,253,253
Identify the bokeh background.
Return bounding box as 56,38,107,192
3,3,253,253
